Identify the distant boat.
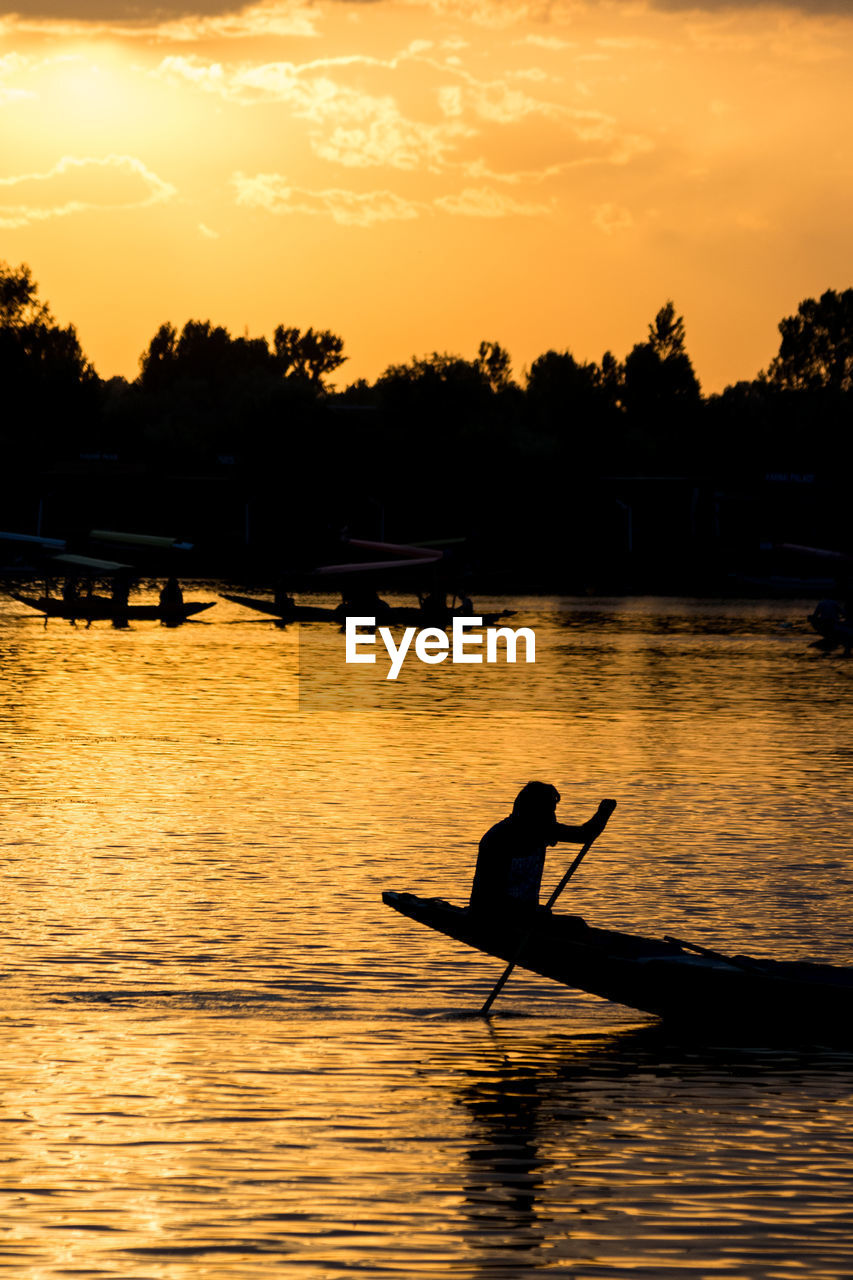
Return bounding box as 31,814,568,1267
220,593,340,622
383,890,853,1040
221,593,514,627
11,593,214,623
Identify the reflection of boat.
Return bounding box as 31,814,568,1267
221,593,514,627
383,891,853,1039
12,593,214,622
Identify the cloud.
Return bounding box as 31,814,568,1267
3,0,853,33
0,0,318,40
313,114,474,169
232,171,424,224
409,0,536,28
156,50,643,177
0,154,176,228
3,0,241,15
465,80,567,122
434,184,551,216
157,54,477,169
233,170,553,222
0,51,36,102
0,82,35,102
517,34,575,49
155,54,391,116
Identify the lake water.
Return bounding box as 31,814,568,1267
1,590,852,1278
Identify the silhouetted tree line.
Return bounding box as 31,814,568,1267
1,260,851,581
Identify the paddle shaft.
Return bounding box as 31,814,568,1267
479,799,617,1017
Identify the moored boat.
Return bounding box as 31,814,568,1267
221,593,514,627
382,890,853,1039
12,593,214,622
220,593,339,622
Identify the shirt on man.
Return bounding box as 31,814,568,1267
469,815,560,912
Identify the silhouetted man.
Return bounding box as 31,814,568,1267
469,782,614,915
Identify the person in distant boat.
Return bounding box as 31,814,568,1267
273,581,295,618
469,782,615,916
808,596,853,653
809,597,842,639
111,574,130,609
335,588,391,620
62,576,79,605
159,577,184,609
418,589,447,624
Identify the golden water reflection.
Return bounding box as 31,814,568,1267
1,592,852,1277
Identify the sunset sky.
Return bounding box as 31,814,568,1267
2,0,851,392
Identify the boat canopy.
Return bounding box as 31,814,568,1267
51,553,134,573
0,531,66,549
89,530,193,551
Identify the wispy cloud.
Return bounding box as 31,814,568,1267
313,114,475,170
517,34,575,50
0,51,37,102
155,54,392,116
434,185,551,216
437,76,570,123
155,49,651,179
157,53,477,169
0,154,176,228
410,0,536,29
232,171,424,224
0,0,319,41
233,170,553,221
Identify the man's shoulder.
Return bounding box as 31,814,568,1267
479,816,514,849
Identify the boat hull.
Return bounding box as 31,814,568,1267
382,890,853,1039
221,594,339,621
12,594,214,622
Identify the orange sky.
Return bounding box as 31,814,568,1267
2,0,852,392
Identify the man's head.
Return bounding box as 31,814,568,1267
512,781,560,823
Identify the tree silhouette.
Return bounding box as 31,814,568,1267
375,350,493,406
647,300,689,362
623,304,700,409
0,261,96,468
526,349,607,422
139,320,275,391
619,302,701,470
477,341,514,392
766,289,853,393
1,261,51,329
273,326,347,388
0,260,94,384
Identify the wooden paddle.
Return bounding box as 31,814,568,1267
479,798,617,1016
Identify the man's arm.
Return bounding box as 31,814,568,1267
553,799,618,845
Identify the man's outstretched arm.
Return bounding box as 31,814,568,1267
554,799,618,844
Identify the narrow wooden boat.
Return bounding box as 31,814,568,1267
221,593,514,627
383,890,853,1039
220,593,338,622
12,593,214,622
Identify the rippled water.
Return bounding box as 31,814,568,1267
2,589,852,1277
